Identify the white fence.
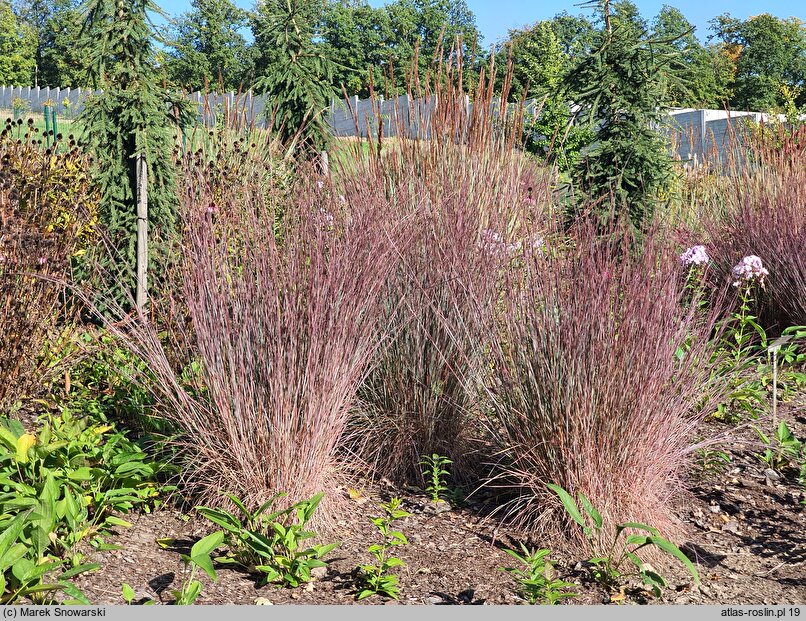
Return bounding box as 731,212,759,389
2,84,790,164
0,85,99,115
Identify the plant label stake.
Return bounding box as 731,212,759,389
136,154,148,316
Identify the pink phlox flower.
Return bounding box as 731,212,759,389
529,233,545,252
679,245,709,267
731,255,769,287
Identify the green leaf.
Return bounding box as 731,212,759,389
641,569,667,588
190,531,224,582
14,558,61,583
122,582,136,602
12,557,35,582
255,565,280,583
0,543,30,572
625,534,651,547
60,582,92,605
305,559,328,569
648,536,699,584
60,563,100,579
253,493,285,519
618,522,659,536
546,483,585,528
389,531,408,545
0,511,30,560
181,580,202,605
578,493,603,529
196,507,241,532
504,548,527,565
67,467,94,481
225,493,253,520
191,530,225,559
383,557,405,568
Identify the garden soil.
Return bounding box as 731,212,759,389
68,411,805,606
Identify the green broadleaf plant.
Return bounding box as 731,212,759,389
546,483,699,598
196,492,338,588
355,498,411,601
501,544,577,605
419,453,452,503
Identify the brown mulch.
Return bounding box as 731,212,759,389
67,411,805,606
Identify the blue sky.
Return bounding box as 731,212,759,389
158,0,805,45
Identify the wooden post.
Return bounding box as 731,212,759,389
135,154,148,316
320,150,329,177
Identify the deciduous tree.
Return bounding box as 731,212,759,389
711,13,806,112
0,0,36,85
164,0,252,92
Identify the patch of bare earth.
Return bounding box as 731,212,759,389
69,413,804,606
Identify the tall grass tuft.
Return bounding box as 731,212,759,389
342,44,553,484
705,122,806,330
482,218,727,541
95,126,400,519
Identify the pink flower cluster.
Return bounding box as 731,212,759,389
679,245,709,267
318,208,335,230
731,255,769,287
479,229,519,257
479,229,544,258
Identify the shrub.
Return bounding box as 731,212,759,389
481,219,727,539
0,131,97,410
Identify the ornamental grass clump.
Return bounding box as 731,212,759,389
705,122,806,330
94,126,400,520
344,43,552,485
482,218,728,542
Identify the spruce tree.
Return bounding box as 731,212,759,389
253,0,336,154
566,0,679,230
77,0,189,302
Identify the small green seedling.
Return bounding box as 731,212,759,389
121,583,154,605
693,447,731,478
419,453,452,503
171,531,223,605
121,583,135,604
754,421,803,472
501,544,577,605
547,483,700,598
356,498,410,600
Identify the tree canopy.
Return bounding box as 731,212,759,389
710,13,806,111
164,0,253,91
0,0,36,85
2,1,804,116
